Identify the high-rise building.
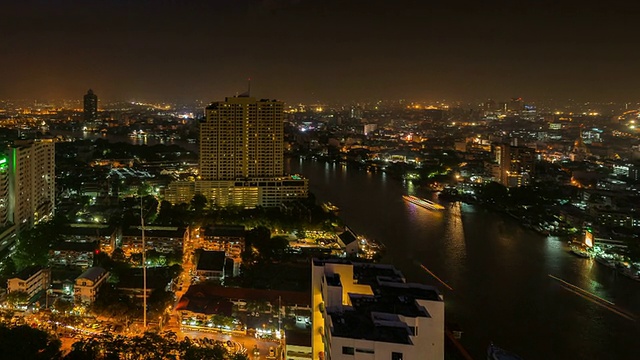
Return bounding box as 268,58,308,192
165,95,308,208
0,155,9,227
494,143,535,187
83,89,98,122
200,96,284,180
312,259,445,360
8,139,56,231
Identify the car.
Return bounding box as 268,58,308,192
268,346,275,357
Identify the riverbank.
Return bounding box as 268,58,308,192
288,157,640,360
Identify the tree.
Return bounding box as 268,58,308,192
53,298,74,314
190,194,208,214
156,200,174,225
6,291,29,307
0,324,62,360
147,289,175,319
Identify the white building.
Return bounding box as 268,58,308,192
74,267,109,304
9,139,56,232
7,266,51,302
312,260,444,360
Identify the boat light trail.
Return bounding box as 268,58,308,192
419,263,454,291
548,274,636,322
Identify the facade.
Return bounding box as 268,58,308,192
9,139,56,232
49,241,99,269
7,266,51,301
200,96,283,180
312,260,444,360
0,155,9,226
83,89,98,122
201,225,245,258
59,224,119,255
121,225,188,256
495,143,535,187
194,250,228,282
74,267,109,304
165,95,308,208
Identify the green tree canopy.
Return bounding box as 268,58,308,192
0,325,62,360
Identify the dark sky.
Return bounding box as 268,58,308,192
1,0,639,103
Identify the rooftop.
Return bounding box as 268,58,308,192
203,225,246,238
318,259,442,344
51,241,99,252
76,267,107,283
196,251,227,271
183,283,310,307
12,266,44,281
329,309,412,345
123,226,187,238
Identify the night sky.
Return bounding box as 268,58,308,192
1,0,639,103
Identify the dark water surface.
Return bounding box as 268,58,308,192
288,159,640,360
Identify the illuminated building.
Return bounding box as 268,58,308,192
0,155,9,226
74,267,109,304
9,139,56,232
312,259,444,360
165,95,308,208
494,143,535,187
7,266,51,301
83,89,98,122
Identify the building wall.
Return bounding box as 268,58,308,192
74,270,109,304
165,177,308,209
9,139,55,232
7,268,50,300
200,97,284,181
0,155,9,226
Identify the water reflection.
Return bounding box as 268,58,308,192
286,159,640,360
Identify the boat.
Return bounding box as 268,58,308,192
594,255,617,269
487,343,523,360
569,245,590,258
403,195,445,210
321,202,340,213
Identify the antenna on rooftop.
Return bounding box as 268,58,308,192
248,78,251,97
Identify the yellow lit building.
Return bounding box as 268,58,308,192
165,95,308,208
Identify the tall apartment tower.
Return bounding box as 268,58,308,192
8,139,56,231
495,143,535,187
200,96,284,180
0,155,9,226
165,94,307,208
83,89,98,122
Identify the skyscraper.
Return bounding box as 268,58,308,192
200,96,284,180
494,143,535,187
165,95,307,208
8,139,56,231
83,89,98,122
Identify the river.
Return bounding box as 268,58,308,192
287,158,640,360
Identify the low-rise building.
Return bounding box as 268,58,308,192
60,224,119,255
49,241,99,269
286,330,313,360
201,225,245,258
116,271,172,300
121,226,188,256
74,267,109,304
312,259,445,360
195,250,228,282
176,283,310,327
7,266,51,302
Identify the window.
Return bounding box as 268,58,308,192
342,347,355,355
392,352,403,360
356,348,375,354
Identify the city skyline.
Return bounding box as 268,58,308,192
2,0,640,103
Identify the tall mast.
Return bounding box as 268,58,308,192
141,196,147,329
